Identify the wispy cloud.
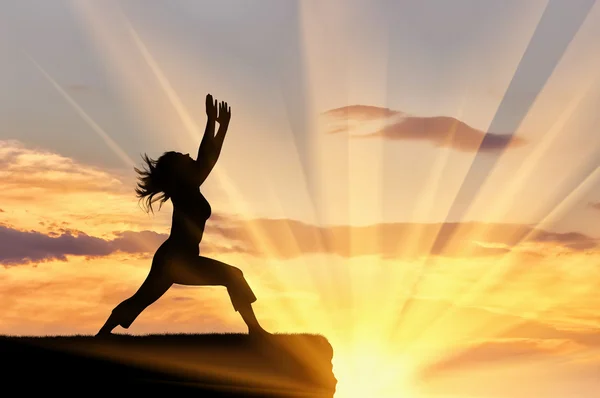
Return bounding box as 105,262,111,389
588,201,600,211
2,141,595,266
210,219,598,259
0,224,252,266
323,105,403,121
0,139,127,193
419,307,600,380
532,230,598,251
0,140,167,234
426,337,584,373
0,226,166,265
322,105,527,152
408,299,600,395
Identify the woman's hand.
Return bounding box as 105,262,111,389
216,101,231,126
206,94,218,121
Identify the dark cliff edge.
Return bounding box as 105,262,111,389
0,333,336,397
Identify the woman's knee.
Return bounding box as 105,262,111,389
111,300,139,327
222,266,245,288
229,266,244,278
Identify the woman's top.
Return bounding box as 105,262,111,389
169,185,212,252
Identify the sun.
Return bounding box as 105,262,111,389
332,344,417,398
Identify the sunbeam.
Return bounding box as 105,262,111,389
127,20,315,337
403,71,600,346
126,24,201,144
23,53,134,169
385,0,596,347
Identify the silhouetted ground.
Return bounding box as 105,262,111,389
0,333,336,397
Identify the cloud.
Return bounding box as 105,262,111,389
416,301,600,381
0,225,243,266
531,230,598,251
0,140,258,239
362,116,527,152
423,337,587,377
1,140,594,265
0,226,163,265
322,106,527,152
3,199,596,265
322,105,403,121
0,140,173,235
0,139,128,194
443,338,582,365
209,219,597,260
588,201,600,211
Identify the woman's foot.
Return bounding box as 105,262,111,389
95,326,115,337
96,314,120,337
238,303,271,337
248,325,272,337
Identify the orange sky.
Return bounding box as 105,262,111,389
2,138,600,397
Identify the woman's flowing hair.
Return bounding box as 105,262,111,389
134,152,178,213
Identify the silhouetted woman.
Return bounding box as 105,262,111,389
97,94,269,336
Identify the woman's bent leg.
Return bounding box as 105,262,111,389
170,256,267,334
97,272,172,336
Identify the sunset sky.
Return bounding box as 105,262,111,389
2,1,600,397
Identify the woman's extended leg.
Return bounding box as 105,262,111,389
96,270,172,336
169,255,268,335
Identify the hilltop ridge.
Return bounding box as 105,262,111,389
0,333,336,397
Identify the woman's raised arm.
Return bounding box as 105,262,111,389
197,94,218,162
213,100,231,156
192,94,231,186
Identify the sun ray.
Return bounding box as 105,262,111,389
477,161,600,295
344,0,392,347
20,52,160,259
125,24,201,145
403,162,600,362
258,181,331,331
23,53,134,169
66,0,317,364
272,2,346,335
431,0,595,242
412,252,600,376
382,92,481,348
294,0,363,353
119,15,324,361
275,2,321,224
401,70,600,347
385,0,595,345
373,98,473,358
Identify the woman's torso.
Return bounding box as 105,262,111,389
164,187,212,255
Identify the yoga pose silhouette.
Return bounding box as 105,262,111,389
97,94,269,336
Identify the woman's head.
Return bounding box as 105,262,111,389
134,151,194,213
